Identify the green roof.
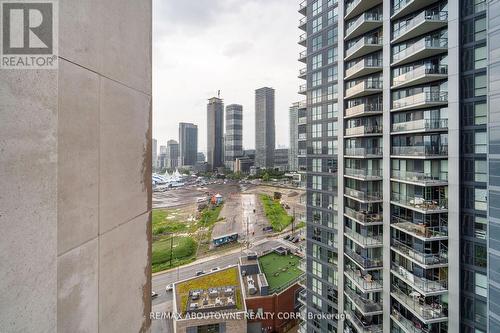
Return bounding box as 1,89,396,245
175,267,244,314
258,252,303,293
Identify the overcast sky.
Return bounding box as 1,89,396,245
153,0,302,153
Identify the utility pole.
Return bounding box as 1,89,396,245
169,234,173,267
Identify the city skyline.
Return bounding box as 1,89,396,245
152,0,302,152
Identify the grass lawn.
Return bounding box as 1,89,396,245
175,267,243,314
260,195,294,232
193,205,223,230
258,252,302,293
152,209,189,235
152,236,197,273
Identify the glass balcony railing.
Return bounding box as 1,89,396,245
345,226,383,246
298,133,307,140
298,50,307,61
345,167,382,179
345,187,383,202
345,102,382,118
346,80,383,98
299,32,307,44
391,308,428,333
346,12,383,38
346,58,383,78
299,84,307,93
391,118,448,133
345,247,383,268
391,239,448,266
392,91,448,110
299,0,307,14
392,38,448,64
298,117,307,125
345,147,383,157
345,287,383,314
391,217,448,240
391,144,448,157
391,169,448,185
391,192,448,212
391,286,448,321
392,65,448,87
346,124,383,136
345,267,383,291
392,11,448,41
346,36,383,59
299,16,307,29
298,67,307,77
391,262,448,294
345,207,383,224
345,309,383,333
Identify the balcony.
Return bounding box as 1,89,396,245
345,0,383,20
392,91,447,112
392,11,448,43
345,247,383,269
391,144,448,159
298,133,307,142
346,58,383,80
299,84,307,94
344,267,383,292
298,32,307,46
345,124,383,138
345,102,383,119
391,239,448,267
298,289,306,306
391,218,448,241
345,187,383,203
345,167,383,181
391,118,448,134
391,286,448,324
392,38,448,66
298,0,307,15
346,80,383,99
298,116,307,125
391,262,448,295
344,287,383,315
391,309,429,333
345,227,383,248
345,309,383,333
299,16,307,31
298,67,307,80
391,192,448,213
345,147,383,158
345,36,383,61
392,65,448,89
298,50,307,63
346,13,383,40
391,0,441,20
345,207,383,225
391,169,448,186
298,149,307,157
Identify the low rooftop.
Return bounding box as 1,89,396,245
258,251,303,294
174,266,245,315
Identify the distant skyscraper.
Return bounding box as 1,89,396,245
288,103,299,171
207,97,224,170
152,138,157,170
166,140,179,169
274,148,289,172
225,104,243,170
178,122,198,167
255,87,275,168
197,152,205,163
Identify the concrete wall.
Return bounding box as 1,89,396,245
0,0,152,332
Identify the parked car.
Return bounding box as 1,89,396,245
195,271,205,276
211,267,221,272
152,291,158,298
165,284,173,292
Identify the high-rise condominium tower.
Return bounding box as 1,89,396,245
255,87,276,168
289,103,300,172
179,122,198,167
207,97,224,171
297,0,495,332
225,104,243,170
